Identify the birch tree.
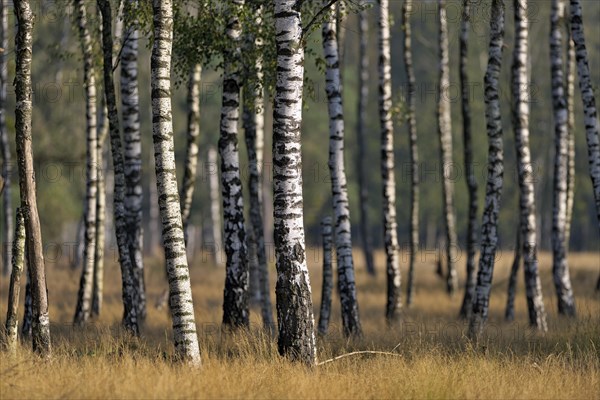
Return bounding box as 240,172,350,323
403,0,419,307
317,216,333,335
469,0,505,341
565,16,576,246
322,1,361,337
273,0,316,365
219,0,248,329
151,0,201,365
379,0,401,323
512,0,547,331
73,0,98,326
15,0,51,354
437,0,458,295
550,0,576,316
5,208,25,352
207,146,223,265
459,0,478,318
0,0,10,277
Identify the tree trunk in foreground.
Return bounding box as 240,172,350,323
0,0,11,277
468,0,505,342
512,0,547,332
273,0,316,366
379,0,401,323
15,0,51,355
317,216,333,336
151,0,201,365
5,208,25,352
459,0,478,319
550,0,576,317
505,226,521,321
73,0,98,326
322,2,361,337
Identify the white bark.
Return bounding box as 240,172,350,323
5,208,25,352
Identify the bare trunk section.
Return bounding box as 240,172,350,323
565,18,576,246
0,0,11,277
468,0,505,342
356,7,375,277
207,146,223,265
459,0,478,319
505,227,521,321
512,0,547,331
151,0,201,365
73,0,98,326
550,0,576,317
273,0,316,366
379,0,401,323
5,208,25,352
317,217,333,336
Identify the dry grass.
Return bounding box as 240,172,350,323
0,249,599,399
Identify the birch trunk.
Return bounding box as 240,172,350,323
505,226,521,321
151,0,201,365
208,146,223,265
403,0,419,307
219,0,248,329
570,0,600,232
0,0,11,277
565,19,576,246
322,2,361,337
437,0,458,295
98,0,138,334
15,0,51,354
73,0,98,326
273,0,316,365
512,0,547,331
379,0,401,323
356,7,375,277
468,0,505,341
21,254,32,339
5,208,25,352
551,0,576,317
317,217,333,336
459,0,478,319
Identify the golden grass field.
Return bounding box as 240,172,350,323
1,249,599,399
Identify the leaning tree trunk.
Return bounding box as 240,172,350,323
73,0,98,326
0,0,11,277
15,0,51,355
356,7,375,277
437,0,458,295
379,0,401,323
219,0,248,329
565,17,576,246
98,0,138,334
403,0,419,307
21,247,32,339
273,0,316,366
121,0,145,322
468,0,505,341
505,226,521,321
151,0,201,365
207,146,223,265
180,64,201,243
317,216,333,336
550,0,576,317
459,0,478,319
322,2,362,338
512,0,547,331
570,0,600,233
242,5,274,332
5,208,25,352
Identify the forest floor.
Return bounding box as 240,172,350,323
0,249,598,399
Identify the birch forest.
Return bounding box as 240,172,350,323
0,0,599,398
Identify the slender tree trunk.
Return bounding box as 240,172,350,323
505,227,521,321
468,0,505,342
379,0,401,323
73,0,98,326
0,0,11,277
151,0,201,365
570,0,600,233
121,0,145,322
15,0,51,355
512,0,547,331
356,7,375,277
220,0,248,329
565,18,576,246
21,263,32,340
459,0,478,319
437,0,458,295
317,216,333,336
322,2,361,337
403,0,419,307
98,0,138,334
242,5,274,331
5,208,25,352
273,0,316,366
551,0,576,317
180,64,201,243
207,146,223,265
